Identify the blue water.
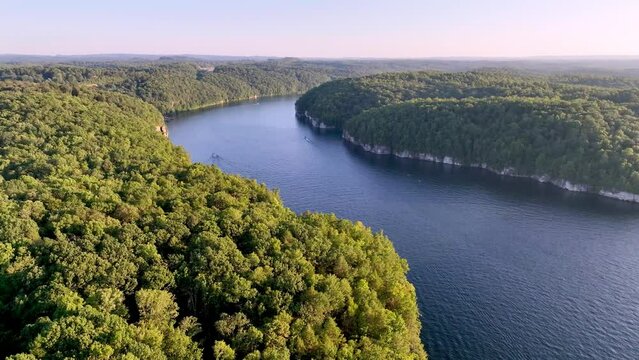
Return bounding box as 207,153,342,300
168,97,639,360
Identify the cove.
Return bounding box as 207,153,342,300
168,96,639,360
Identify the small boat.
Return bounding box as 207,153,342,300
304,136,312,143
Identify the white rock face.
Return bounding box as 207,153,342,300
363,144,391,154
302,111,336,130
342,131,357,143
598,190,639,202
342,133,639,203
342,131,390,154
549,179,589,192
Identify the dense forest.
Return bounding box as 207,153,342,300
0,59,461,114
3,55,639,79
0,80,426,358
0,61,338,113
296,71,639,196
345,97,639,193
295,71,639,129
4,57,638,358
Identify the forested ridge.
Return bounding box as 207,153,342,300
0,80,426,358
295,71,639,129
345,97,639,193
296,71,639,196
0,61,340,114
0,59,472,115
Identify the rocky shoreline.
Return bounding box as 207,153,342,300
296,110,336,129
342,131,639,203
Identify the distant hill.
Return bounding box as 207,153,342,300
2,54,638,77
0,54,273,64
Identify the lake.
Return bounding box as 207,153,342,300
168,96,639,360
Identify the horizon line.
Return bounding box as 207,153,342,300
2,53,639,61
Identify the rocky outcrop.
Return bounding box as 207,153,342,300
156,125,169,137
598,190,639,202
298,111,336,130
343,132,639,203
342,131,390,154
394,150,463,165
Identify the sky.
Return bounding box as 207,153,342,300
2,0,639,58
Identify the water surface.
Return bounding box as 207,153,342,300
169,97,639,360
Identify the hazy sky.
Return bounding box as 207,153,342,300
2,0,638,58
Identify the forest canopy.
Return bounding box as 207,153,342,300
296,71,639,195
344,97,639,193
0,61,338,113
6,59,639,358
295,71,639,129
0,59,470,114
0,81,426,359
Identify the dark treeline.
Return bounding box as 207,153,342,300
4,61,639,117
0,82,426,359
296,71,639,194
295,71,639,129
3,54,639,78
0,58,485,114
345,97,639,193
0,61,338,113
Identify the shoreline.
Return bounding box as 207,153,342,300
296,110,337,130
165,93,306,122
342,131,639,203
163,95,261,122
